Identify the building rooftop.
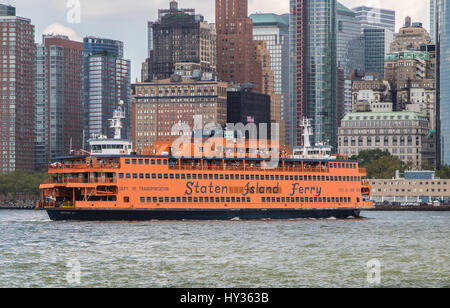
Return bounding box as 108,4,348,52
342,111,428,122
385,51,430,61
337,2,355,17
249,13,289,28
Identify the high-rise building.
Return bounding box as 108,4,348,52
336,2,364,77
35,35,84,171
250,13,289,145
146,1,216,81
390,18,432,53
131,76,228,149
0,8,35,173
84,37,131,140
430,0,436,43
216,0,255,86
352,6,396,33
290,0,337,149
363,28,394,79
434,0,450,165
0,4,15,16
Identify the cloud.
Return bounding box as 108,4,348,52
42,23,82,42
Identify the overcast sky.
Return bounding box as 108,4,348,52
7,0,429,81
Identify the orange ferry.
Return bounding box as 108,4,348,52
38,106,373,221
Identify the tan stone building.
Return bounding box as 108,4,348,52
351,75,393,113
390,18,432,53
338,111,436,169
131,76,228,150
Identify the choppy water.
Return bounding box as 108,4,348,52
0,210,448,288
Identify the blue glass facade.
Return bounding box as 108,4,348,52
84,37,124,58
436,0,450,165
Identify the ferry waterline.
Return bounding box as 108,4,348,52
37,106,373,221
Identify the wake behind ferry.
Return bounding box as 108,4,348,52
38,103,373,221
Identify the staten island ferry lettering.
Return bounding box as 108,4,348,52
37,104,373,221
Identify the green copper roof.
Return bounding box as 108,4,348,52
249,13,289,28
386,51,430,61
337,2,355,16
342,111,428,122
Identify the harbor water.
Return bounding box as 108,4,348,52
0,210,448,288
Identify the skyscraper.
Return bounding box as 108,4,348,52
84,37,131,140
0,7,35,173
35,35,84,171
363,28,394,78
290,0,337,149
216,0,254,85
430,0,436,43
336,2,364,77
146,1,216,81
434,0,450,165
250,13,289,144
352,6,396,33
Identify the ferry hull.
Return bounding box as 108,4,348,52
46,208,362,221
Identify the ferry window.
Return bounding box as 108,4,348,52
151,159,156,165
331,197,335,203
170,174,174,179
171,197,175,203
205,197,209,202
312,176,316,181
214,174,219,180
295,176,299,181
152,174,156,179
158,174,162,179
147,197,152,203
290,176,294,181
226,197,230,203
318,197,322,203
133,174,138,179
182,197,187,203
188,197,192,203
125,159,130,165
164,174,168,179
153,197,157,203
275,175,279,181
124,197,129,203
177,197,181,203
132,159,137,165
175,174,180,179
230,174,234,180
163,160,168,165
281,197,285,203
270,175,275,181
240,175,245,180
139,159,143,165
221,197,225,203
126,173,131,179
357,198,360,203
119,173,124,179
159,197,164,203
276,197,280,203
181,174,186,179
296,197,300,203
262,197,265,203
231,197,236,203
308,176,312,181
280,175,284,181
237,197,241,203
145,159,149,165
139,174,144,179
157,159,162,165
339,176,342,181
209,174,214,180
225,175,229,180
246,175,250,180
198,174,202,180
187,174,191,180
140,197,145,203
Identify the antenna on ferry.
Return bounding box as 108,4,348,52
109,100,126,140
301,118,312,148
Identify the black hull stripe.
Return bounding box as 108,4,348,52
46,209,361,221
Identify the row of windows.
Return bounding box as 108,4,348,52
140,196,252,204
262,197,354,203
119,173,362,182
124,158,357,170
